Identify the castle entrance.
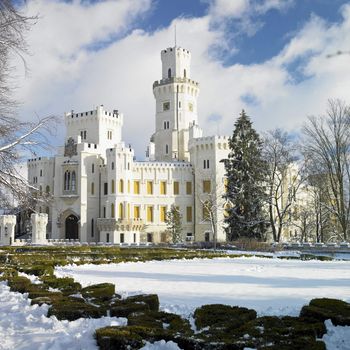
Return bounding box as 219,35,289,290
65,214,79,239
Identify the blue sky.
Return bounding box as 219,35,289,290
15,0,350,158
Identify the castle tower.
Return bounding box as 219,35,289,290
152,47,200,161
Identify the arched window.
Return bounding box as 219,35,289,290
111,203,115,218
119,203,124,219
64,171,70,191
119,179,124,193
184,69,186,78
91,182,94,195
71,171,76,191
168,68,171,78
111,180,115,193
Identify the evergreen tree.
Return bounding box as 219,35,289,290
166,205,183,243
223,110,268,240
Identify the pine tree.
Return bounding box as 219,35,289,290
223,110,268,240
166,205,183,243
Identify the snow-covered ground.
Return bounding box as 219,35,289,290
56,257,350,317
1,257,350,350
0,281,126,350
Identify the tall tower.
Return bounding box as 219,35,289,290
152,46,200,162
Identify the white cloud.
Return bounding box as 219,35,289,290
13,0,350,159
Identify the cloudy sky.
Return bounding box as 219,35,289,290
14,0,350,159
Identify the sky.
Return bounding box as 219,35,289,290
13,0,350,159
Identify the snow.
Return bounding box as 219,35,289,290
139,340,182,350
0,281,126,350
323,320,350,350
56,257,350,317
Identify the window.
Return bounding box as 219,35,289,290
39,186,42,195
186,233,193,242
173,181,179,195
134,206,140,219
160,181,167,195
168,68,171,78
92,164,94,173
134,181,140,194
203,159,210,169
111,180,115,193
160,206,167,222
179,101,181,108
46,185,50,194
71,171,76,191
80,130,87,140
163,102,170,111
103,206,106,218
119,179,124,193
188,102,193,112
91,218,94,237
202,202,210,220
133,233,136,243
186,206,192,222
184,69,187,78
107,130,113,140
106,233,110,243
40,169,43,177
147,181,153,195
119,203,124,219
127,203,130,219
147,233,153,243
205,232,210,242
64,171,70,191
203,180,211,193
111,162,114,170
104,182,108,195
163,121,170,129
91,182,94,195
147,206,154,222
111,203,115,218
120,233,124,243
165,144,169,154
186,181,192,195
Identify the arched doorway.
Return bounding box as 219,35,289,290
65,214,79,239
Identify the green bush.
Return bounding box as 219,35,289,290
300,298,350,326
42,276,82,295
110,300,150,317
194,304,257,330
7,276,32,293
126,294,159,312
19,264,54,277
81,283,115,301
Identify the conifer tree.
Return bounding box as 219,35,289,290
166,205,183,243
223,110,268,240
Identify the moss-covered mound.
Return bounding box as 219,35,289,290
48,296,105,321
125,294,159,312
194,304,257,330
42,276,82,295
300,298,350,326
110,299,150,317
81,283,115,301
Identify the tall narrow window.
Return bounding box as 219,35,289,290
91,218,94,237
71,171,76,191
119,203,124,219
173,181,179,195
203,180,211,193
106,233,110,243
134,181,140,194
92,164,94,173
186,181,192,195
168,68,171,78
165,144,169,154
103,206,106,218
147,181,153,195
184,69,186,78
111,180,115,193
186,206,192,222
147,206,154,222
160,181,167,195
64,171,70,191
91,182,94,195
104,182,108,195
46,185,50,194
111,203,115,218
111,162,114,170
134,206,140,219
119,179,124,193
160,206,167,222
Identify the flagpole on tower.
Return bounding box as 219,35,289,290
174,24,177,47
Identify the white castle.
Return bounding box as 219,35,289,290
27,46,230,244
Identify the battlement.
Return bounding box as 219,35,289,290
161,47,190,56
27,156,54,164
134,161,192,172
153,77,199,89
65,105,121,120
189,135,230,151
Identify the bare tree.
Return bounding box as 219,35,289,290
303,99,350,241
0,1,57,211
262,129,304,242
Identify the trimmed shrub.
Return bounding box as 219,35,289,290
81,283,115,301
42,276,82,295
300,298,350,326
110,300,150,317
126,294,159,312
